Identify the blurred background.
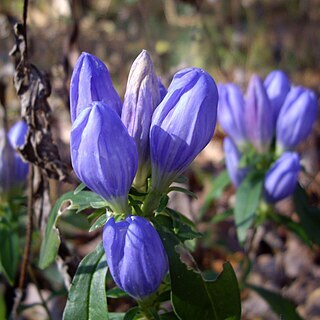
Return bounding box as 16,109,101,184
0,0,320,319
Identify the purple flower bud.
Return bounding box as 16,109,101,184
158,77,167,101
70,101,138,212
0,129,15,194
8,121,29,184
150,67,218,191
276,86,318,152
264,70,291,124
223,137,248,187
103,216,168,299
70,52,122,122
264,152,300,203
218,83,247,149
245,75,274,153
121,50,160,190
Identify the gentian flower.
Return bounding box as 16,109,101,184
245,75,274,153
121,50,160,191
150,67,218,192
70,52,122,122
264,152,300,203
103,215,168,299
223,137,248,187
245,75,273,153
0,128,15,195
158,77,167,101
264,70,291,124
218,83,247,149
8,121,29,184
70,101,138,212
276,86,317,152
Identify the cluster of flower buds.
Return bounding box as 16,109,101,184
70,50,219,298
219,70,318,202
0,121,29,197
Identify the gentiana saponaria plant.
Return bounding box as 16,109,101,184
0,120,29,285
39,50,242,320
218,70,318,243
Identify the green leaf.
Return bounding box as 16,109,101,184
269,212,312,247
156,225,241,320
0,290,6,320
89,214,108,232
211,209,234,224
74,183,87,195
0,225,19,285
157,195,169,213
248,284,303,320
123,307,139,320
154,214,202,242
199,170,231,219
129,187,148,197
39,191,103,269
293,184,320,246
109,313,125,320
235,173,263,244
63,243,108,320
106,287,128,299
168,186,197,199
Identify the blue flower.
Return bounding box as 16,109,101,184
70,101,138,212
218,83,247,149
150,67,218,192
121,50,160,190
223,137,248,187
0,129,16,194
8,121,29,184
276,86,317,152
70,52,122,122
158,77,167,101
245,75,274,153
264,70,291,124
264,152,300,203
103,216,168,299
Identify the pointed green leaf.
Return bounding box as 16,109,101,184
293,184,320,245
89,214,108,232
168,186,197,199
63,243,108,320
39,191,103,269
248,284,303,320
74,183,87,195
123,307,139,320
106,287,128,299
235,173,264,244
156,225,241,320
0,225,19,285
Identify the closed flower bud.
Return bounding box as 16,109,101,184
71,101,138,212
0,129,15,194
264,70,291,124
264,152,300,203
70,52,122,122
150,67,218,192
223,137,248,187
276,86,317,152
245,75,274,153
8,121,29,184
218,83,247,149
158,77,167,101
121,50,160,191
103,216,168,299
